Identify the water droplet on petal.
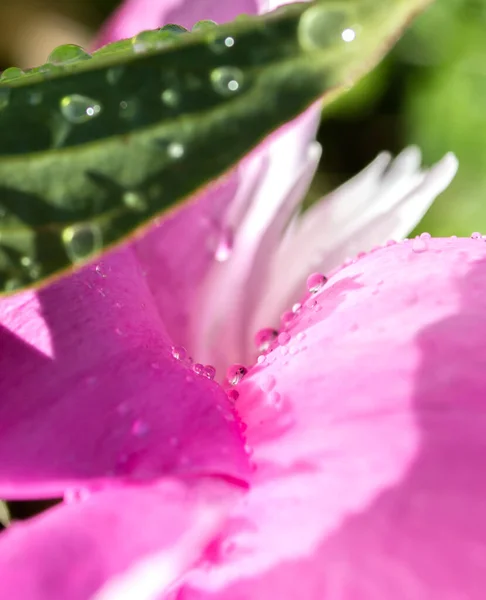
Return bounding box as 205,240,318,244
471,232,482,239
193,363,206,376
214,228,234,262
307,272,327,294
256,354,266,365
292,303,302,314
227,389,239,402
254,328,278,353
281,311,295,327
204,365,216,380
227,364,247,385
412,237,427,253
211,66,244,96
296,331,306,341
48,44,92,65
171,346,187,361
278,331,291,345
132,419,149,437
261,374,276,392
60,94,102,124
62,223,102,263
420,232,432,240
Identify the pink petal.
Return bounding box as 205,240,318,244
0,247,249,499
177,237,486,599
0,479,232,600
95,0,263,48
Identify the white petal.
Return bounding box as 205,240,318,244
191,108,321,374
250,149,458,338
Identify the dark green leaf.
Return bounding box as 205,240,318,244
0,0,432,293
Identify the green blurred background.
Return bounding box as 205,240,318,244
0,0,485,238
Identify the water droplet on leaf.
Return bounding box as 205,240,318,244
123,190,147,212
161,88,180,108
48,44,92,65
0,87,10,110
167,142,184,158
0,67,24,82
62,223,102,263
192,20,218,32
298,5,353,51
60,94,102,124
211,66,244,96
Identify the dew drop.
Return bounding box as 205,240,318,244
227,364,247,385
203,365,216,380
119,99,138,120
193,363,206,376
260,374,276,393
0,87,10,110
281,311,295,327
210,66,244,96
420,232,432,240
106,66,124,85
161,88,180,108
214,228,233,262
171,345,187,361
254,327,278,353
123,190,147,212
132,30,163,53
160,24,188,34
278,331,291,346
292,302,302,314
412,237,427,253
167,142,184,159
298,5,352,51
296,331,306,342
48,44,92,65
256,354,266,365
341,27,356,42
60,94,102,124
192,20,218,32
209,35,236,54
386,239,397,246
306,272,327,293
131,419,150,437
27,91,43,105
227,389,239,403
0,67,24,82
471,232,482,239
62,223,102,263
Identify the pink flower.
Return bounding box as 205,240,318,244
1,1,481,600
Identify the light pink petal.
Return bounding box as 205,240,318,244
192,107,321,373
252,149,458,335
0,479,232,600
0,247,249,499
177,237,486,599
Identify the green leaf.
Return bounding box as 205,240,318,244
0,0,432,294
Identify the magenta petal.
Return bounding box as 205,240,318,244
0,480,231,600
95,0,260,48
178,238,486,599
0,247,249,499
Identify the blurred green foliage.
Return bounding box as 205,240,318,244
319,0,486,237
